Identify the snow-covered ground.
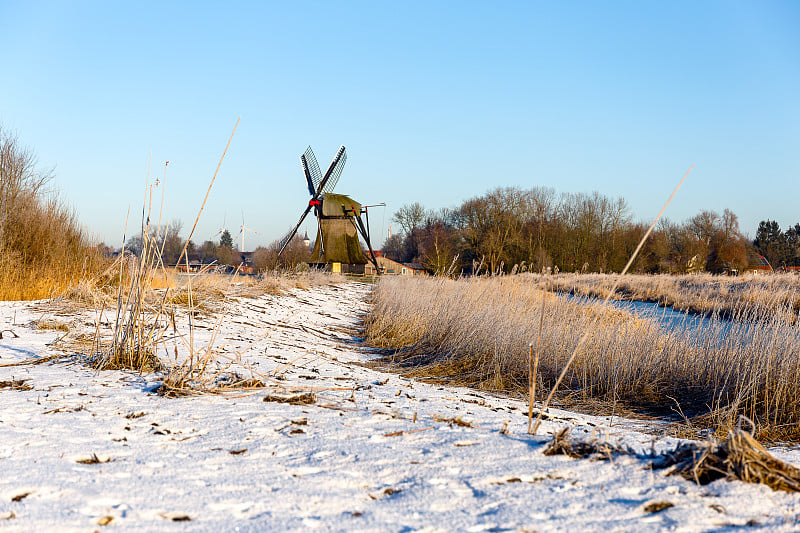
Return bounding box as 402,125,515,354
1,281,799,532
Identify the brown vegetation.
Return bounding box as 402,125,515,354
385,188,751,275
546,421,800,492
0,128,106,300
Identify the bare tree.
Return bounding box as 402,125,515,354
707,209,747,272
0,128,52,242
456,188,527,273
160,220,184,265
417,209,460,274
392,203,427,236
252,245,273,272
0,126,104,298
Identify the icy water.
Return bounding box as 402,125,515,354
566,294,735,342
610,299,718,333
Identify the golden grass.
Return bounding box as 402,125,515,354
149,268,180,290
0,128,108,300
365,275,800,441
34,319,69,332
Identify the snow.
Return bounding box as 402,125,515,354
1,281,799,532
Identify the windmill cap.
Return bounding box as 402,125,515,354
319,193,361,217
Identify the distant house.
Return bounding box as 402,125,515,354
238,251,256,275
403,263,427,275
173,254,207,273
365,251,427,276
747,253,773,275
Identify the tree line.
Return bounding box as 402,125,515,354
120,223,242,268
117,186,794,276
383,186,769,275
119,222,311,272
753,220,800,269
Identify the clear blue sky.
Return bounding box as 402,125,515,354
1,1,798,249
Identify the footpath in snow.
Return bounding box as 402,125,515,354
1,281,799,532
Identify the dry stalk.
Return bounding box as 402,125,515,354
92,120,240,382
528,343,534,433
529,273,547,433
531,164,693,434
653,418,800,492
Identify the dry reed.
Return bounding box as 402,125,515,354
546,418,800,492
365,274,800,441
543,272,800,323
92,120,241,376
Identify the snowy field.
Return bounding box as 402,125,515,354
1,281,799,532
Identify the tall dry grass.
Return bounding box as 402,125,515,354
88,119,347,394
544,272,800,322
365,275,800,441
0,128,107,300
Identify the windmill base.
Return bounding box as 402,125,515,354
308,262,367,275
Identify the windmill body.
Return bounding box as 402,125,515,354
309,193,368,265
278,146,379,274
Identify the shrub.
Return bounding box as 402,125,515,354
0,127,106,300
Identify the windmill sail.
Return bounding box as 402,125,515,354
317,146,347,196
301,146,322,196
278,204,313,255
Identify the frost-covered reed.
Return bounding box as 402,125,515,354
365,275,800,441
543,272,800,323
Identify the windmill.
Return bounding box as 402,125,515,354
278,145,380,274
213,214,230,243
238,211,258,253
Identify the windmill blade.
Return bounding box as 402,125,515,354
316,210,325,259
354,215,380,273
278,204,313,256
301,146,323,197
315,145,347,197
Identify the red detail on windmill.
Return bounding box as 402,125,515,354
309,199,321,207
